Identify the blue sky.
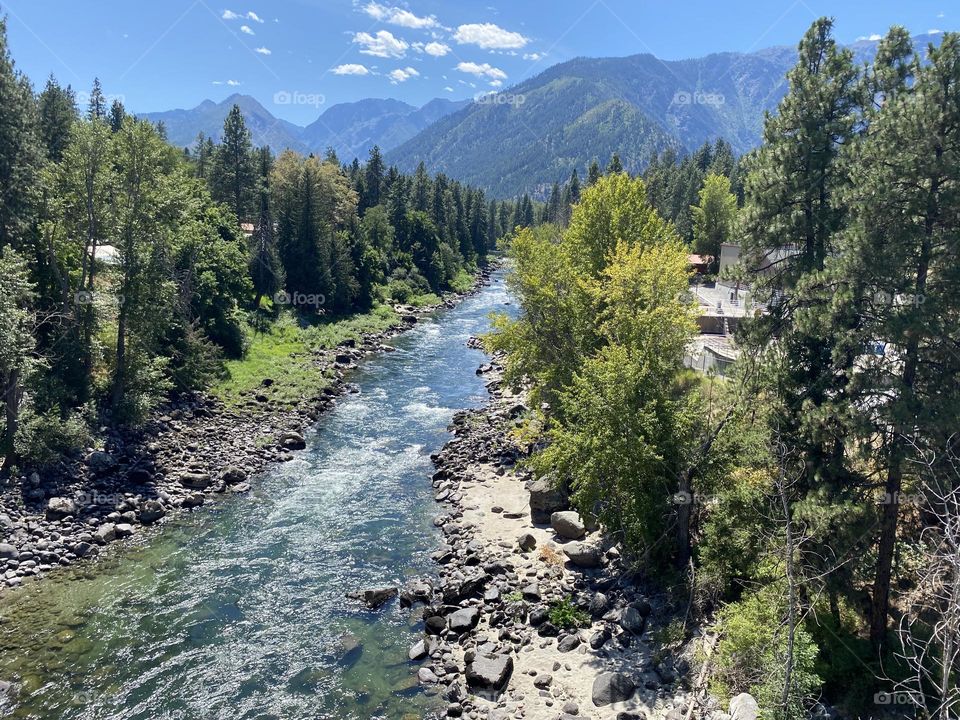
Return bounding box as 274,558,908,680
1,0,953,125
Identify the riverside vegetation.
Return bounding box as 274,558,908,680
0,10,958,720
487,19,960,720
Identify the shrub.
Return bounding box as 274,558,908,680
14,405,93,467
711,584,822,720
549,597,591,629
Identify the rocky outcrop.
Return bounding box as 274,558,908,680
527,475,568,524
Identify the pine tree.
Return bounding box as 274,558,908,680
606,153,624,175
364,145,385,209
209,105,256,221
250,147,282,307
546,182,562,225
587,160,602,186
109,98,126,132
87,77,106,120
0,19,41,252
37,75,77,162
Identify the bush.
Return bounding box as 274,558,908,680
549,597,591,629
14,405,93,467
711,584,822,720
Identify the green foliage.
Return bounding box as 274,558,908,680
14,405,93,468
548,597,590,629
691,172,738,266
712,585,822,720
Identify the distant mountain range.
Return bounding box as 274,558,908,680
141,32,944,198
141,94,469,160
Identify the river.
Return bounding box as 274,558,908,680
0,269,514,720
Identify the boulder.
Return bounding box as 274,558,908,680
557,634,581,652
592,672,636,706
358,587,397,609
0,544,18,561
619,606,646,635
563,542,603,568
517,533,537,552
138,500,166,524
730,693,760,720
86,450,116,475
46,497,76,521
94,523,117,544
220,466,247,485
179,472,211,490
528,476,568,524
399,579,433,608
114,523,135,539
448,607,480,633
550,511,586,539
279,431,306,450
466,653,513,692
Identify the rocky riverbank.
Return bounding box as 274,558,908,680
0,265,496,595
398,348,712,720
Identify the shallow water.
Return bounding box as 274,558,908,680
0,270,514,720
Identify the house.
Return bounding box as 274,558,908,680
240,222,256,237
687,253,712,275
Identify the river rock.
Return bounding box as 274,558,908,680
730,693,760,720
279,431,306,450
114,523,135,539
592,672,636,706
179,472,211,490
0,544,18,560
557,634,581,652
138,500,166,524
448,607,480,633
358,587,397,609
528,476,568,524
399,579,433,608
220,466,247,485
46,497,76,521
517,532,537,552
563,542,603,568
550,511,586,539
86,450,116,475
94,523,117,544
619,606,646,635
466,653,513,691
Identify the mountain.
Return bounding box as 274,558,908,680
141,95,469,160
386,32,944,197
142,93,309,154
301,97,469,161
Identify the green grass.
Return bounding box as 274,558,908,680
448,269,476,294
406,292,442,308
213,304,402,409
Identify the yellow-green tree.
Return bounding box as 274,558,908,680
691,172,738,270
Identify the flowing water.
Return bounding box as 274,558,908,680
0,270,514,720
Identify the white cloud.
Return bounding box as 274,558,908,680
444,86,454,92
424,41,450,57
227,80,241,86
223,9,264,23
456,61,507,83
353,30,409,58
929,28,943,34
332,63,371,75
240,24,254,35
388,66,420,83
523,51,544,61
362,2,439,29
453,22,528,50
255,46,271,55
856,33,882,41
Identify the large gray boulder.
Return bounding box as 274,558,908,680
619,606,646,635
448,606,480,633
466,653,513,692
592,672,636,706
730,693,759,720
279,431,306,450
0,544,18,560
179,472,211,490
86,451,116,475
528,475,568,524
138,500,165,524
46,497,77,520
563,542,603,568
551,511,586,539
